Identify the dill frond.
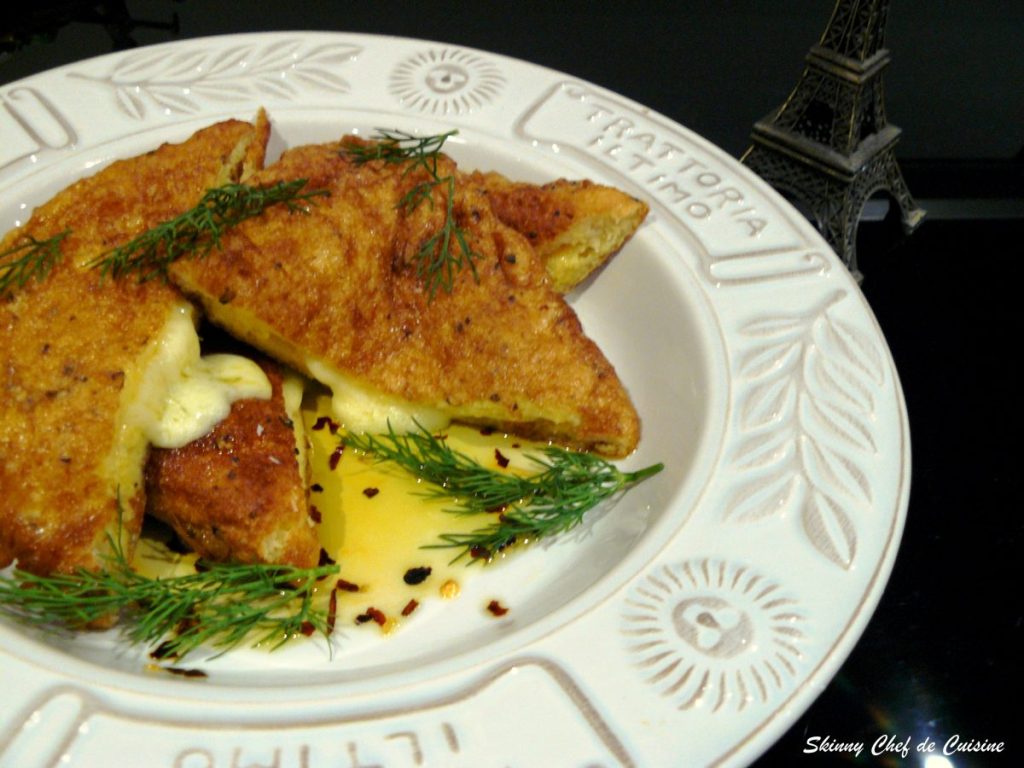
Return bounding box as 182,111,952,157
89,179,328,282
0,543,340,660
343,424,663,563
342,129,478,298
0,230,69,298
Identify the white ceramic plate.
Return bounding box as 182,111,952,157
0,32,908,767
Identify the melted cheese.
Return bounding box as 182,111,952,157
121,306,272,450
153,353,271,448
306,357,448,435
282,370,309,478
135,386,532,638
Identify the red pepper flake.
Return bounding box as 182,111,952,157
401,599,419,617
470,545,491,561
312,415,340,433
487,599,509,617
329,444,344,470
356,607,387,626
150,640,179,661
494,449,510,468
311,483,324,493
300,621,316,636
162,666,208,678
403,566,432,585
362,487,380,498
335,578,360,592
318,548,336,567
308,505,322,523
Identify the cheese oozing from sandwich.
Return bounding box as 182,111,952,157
0,114,271,577
131,306,271,449
306,357,448,435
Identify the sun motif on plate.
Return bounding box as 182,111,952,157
622,559,806,713
389,48,505,114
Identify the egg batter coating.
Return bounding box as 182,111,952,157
465,170,649,293
0,115,269,576
168,136,641,457
145,358,319,567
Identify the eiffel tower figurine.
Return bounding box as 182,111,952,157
741,0,924,280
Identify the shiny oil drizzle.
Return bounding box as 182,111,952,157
131,386,539,642
303,391,535,633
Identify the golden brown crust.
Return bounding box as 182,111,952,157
464,170,649,292
145,359,319,567
168,137,640,457
0,117,268,576
239,109,272,183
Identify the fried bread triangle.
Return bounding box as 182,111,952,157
465,170,649,293
1,116,270,576
168,136,641,457
145,357,319,567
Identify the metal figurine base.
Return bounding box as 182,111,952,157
741,0,924,281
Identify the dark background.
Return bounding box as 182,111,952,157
3,0,1023,162
3,2,1021,766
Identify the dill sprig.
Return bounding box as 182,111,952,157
343,129,478,298
343,128,456,170
89,179,328,282
0,528,340,661
343,424,664,562
0,230,69,298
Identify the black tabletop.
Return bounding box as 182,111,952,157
3,2,1021,766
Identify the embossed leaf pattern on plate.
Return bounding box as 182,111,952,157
726,290,886,568
0,33,910,768
69,39,361,119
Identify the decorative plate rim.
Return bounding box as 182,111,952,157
0,31,910,768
